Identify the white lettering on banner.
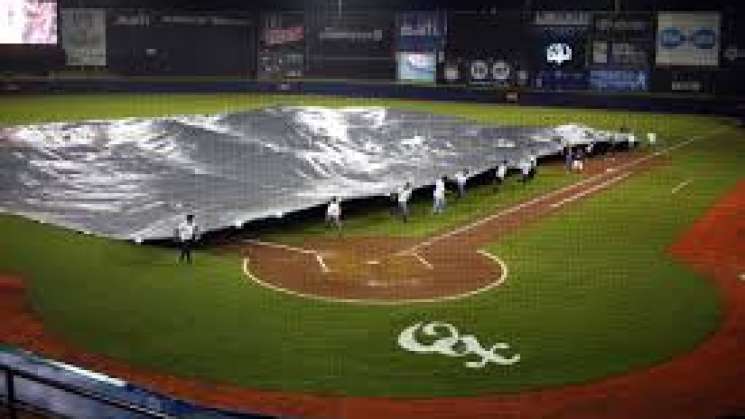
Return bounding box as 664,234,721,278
264,26,304,46
595,18,649,33
161,16,251,26
397,322,521,369
319,29,384,42
534,11,591,26
113,14,151,26
400,17,441,37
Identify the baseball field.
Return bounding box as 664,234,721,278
1,93,744,418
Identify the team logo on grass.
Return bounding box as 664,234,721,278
397,322,520,369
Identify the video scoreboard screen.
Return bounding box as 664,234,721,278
0,0,57,44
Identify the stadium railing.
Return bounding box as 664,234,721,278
0,363,172,419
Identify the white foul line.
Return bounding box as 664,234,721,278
550,172,631,209
241,250,508,305
411,252,434,270
671,179,693,195
243,239,317,255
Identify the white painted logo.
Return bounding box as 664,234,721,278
397,322,520,369
547,43,573,65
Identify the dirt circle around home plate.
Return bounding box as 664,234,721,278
241,236,507,303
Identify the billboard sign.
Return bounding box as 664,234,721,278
590,70,648,91
397,52,436,82
397,11,446,52
656,12,720,67
469,60,490,84
535,70,587,90
466,59,514,86
61,8,106,66
534,11,591,27
263,25,303,46
593,13,653,39
532,13,589,71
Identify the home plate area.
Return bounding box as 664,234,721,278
243,237,503,302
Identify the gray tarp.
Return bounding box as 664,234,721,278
0,107,623,241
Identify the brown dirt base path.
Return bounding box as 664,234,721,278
243,151,655,303
2,170,743,418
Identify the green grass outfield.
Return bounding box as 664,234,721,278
0,93,743,397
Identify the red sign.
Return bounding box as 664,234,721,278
264,26,304,46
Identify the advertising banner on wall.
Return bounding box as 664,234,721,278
258,12,304,80
535,70,587,90
590,13,653,69
61,9,106,66
532,12,590,72
533,26,588,70
593,13,653,39
107,11,255,76
656,12,720,67
305,11,395,79
465,59,515,86
397,11,446,52
590,69,648,91
397,52,436,82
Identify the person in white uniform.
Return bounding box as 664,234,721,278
627,133,638,149
326,196,342,234
529,152,538,179
520,159,532,184
175,214,199,264
454,169,468,198
494,160,508,191
647,132,657,148
398,182,413,222
432,177,447,214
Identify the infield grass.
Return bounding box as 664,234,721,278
0,93,742,397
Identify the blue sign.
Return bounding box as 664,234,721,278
590,70,648,92
659,27,717,50
659,28,684,49
535,70,588,90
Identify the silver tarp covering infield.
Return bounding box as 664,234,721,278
0,107,624,241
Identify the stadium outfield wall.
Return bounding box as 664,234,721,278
1,78,744,118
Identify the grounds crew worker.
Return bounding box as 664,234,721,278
176,214,199,264
454,168,468,198
398,182,413,222
433,176,447,214
495,160,508,191
326,196,342,235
